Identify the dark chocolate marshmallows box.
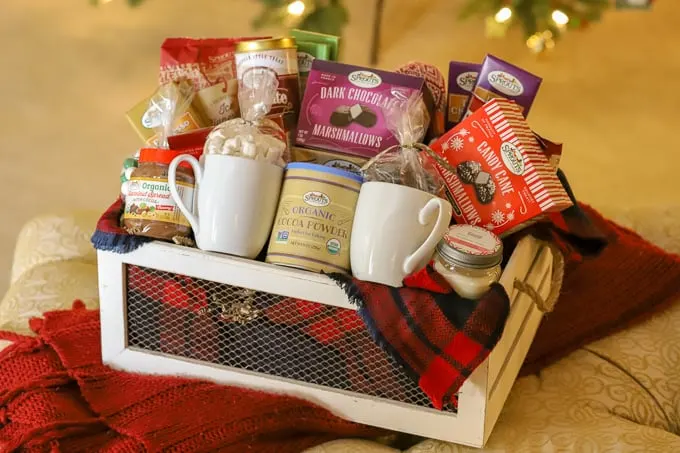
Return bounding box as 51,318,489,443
295,60,426,158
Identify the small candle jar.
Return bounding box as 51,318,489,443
433,225,503,299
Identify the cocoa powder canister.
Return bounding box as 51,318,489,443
123,148,199,240
235,38,300,131
266,163,363,273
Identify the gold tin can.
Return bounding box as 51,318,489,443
266,162,363,273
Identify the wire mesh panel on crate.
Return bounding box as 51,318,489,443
126,264,456,411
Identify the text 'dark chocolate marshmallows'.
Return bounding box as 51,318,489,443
295,60,426,159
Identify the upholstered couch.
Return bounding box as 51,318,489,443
1,208,679,452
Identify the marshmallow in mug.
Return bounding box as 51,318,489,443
204,126,287,168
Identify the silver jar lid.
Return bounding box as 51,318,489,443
436,225,503,269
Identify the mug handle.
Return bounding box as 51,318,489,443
402,197,451,276
168,155,202,236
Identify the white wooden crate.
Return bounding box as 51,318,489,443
97,236,552,448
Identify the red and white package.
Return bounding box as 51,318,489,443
431,98,572,235
159,37,268,125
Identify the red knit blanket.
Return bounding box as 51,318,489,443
0,303,382,453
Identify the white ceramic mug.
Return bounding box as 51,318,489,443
168,154,283,258
350,182,453,287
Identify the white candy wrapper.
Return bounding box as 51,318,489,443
148,81,196,149
203,67,288,167
361,92,444,195
119,151,141,199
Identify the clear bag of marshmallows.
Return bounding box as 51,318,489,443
203,67,288,167
361,92,444,195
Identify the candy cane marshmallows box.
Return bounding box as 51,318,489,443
431,98,572,235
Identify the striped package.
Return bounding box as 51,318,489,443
430,98,572,235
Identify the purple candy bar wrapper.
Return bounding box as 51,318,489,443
466,54,542,118
446,61,480,130
295,60,425,158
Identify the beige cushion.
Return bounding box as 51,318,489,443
0,260,99,335
11,212,99,284
406,348,680,452
585,300,680,434
590,205,680,433
304,439,399,453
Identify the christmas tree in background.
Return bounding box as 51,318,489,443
252,0,349,37
92,0,653,57
474,0,611,54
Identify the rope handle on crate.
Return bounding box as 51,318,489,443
512,242,565,313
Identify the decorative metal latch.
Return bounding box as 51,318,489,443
198,288,260,325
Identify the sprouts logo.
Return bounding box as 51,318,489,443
500,142,525,175
297,52,315,72
303,191,330,207
348,71,382,89
488,71,524,96
456,71,478,92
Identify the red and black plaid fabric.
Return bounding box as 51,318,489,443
264,297,414,402
127,265,220,363
327,276,510,409
91,197,152,253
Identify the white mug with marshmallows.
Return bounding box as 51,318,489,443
350,181,453,287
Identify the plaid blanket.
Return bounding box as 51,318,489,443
326,277,509,409
91,197,152,253
93,170,606,410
